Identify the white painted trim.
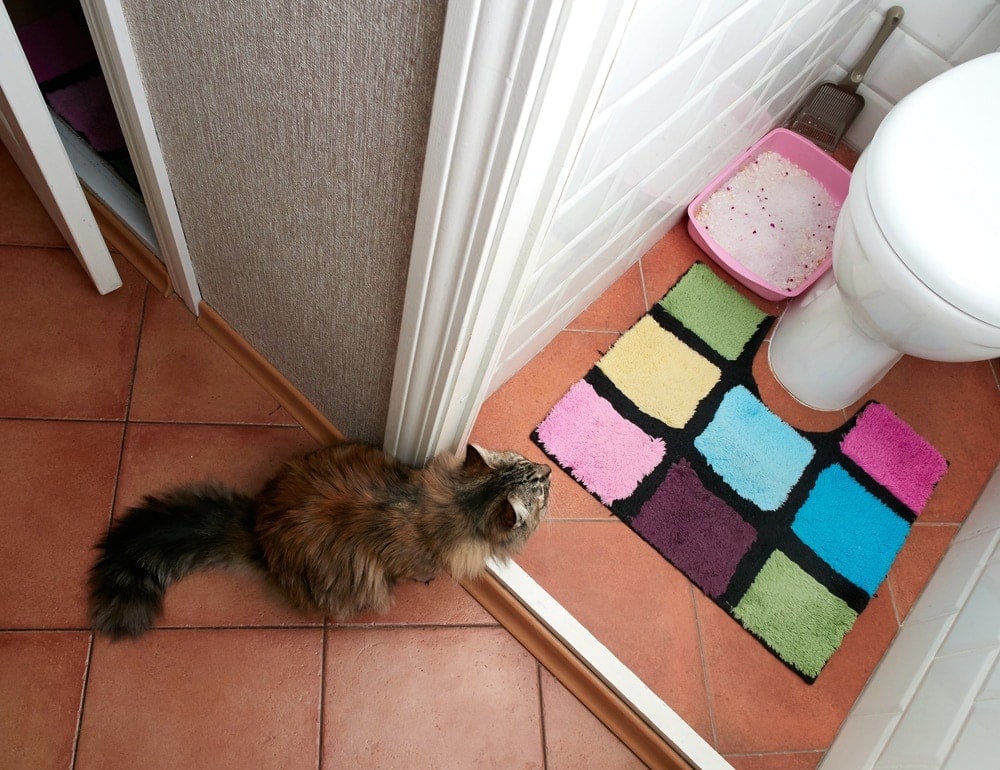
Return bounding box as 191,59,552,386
80,0,201,313
387,1,730,766
386,0,631,461
490,559,733,770
385,0,557,462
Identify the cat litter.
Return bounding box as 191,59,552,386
687,128,851,301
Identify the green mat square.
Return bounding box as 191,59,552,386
733,550,858,680
659,263,767,360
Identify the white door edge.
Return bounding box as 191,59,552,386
81,0,201,313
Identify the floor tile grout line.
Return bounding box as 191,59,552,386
123,281,151,427
124,418,308,430
2,622,506,635
0,415,311,429
0,415,127,425
725,748,826,760
118,272,148,440
0,621,504,635
104,281,150,533
70,632,96,769
555,327,622,338
885,570,904,628
70,281,139,770
63,268,150,770
0,240,79,252
690,583,722,752
638,256,650,309
317,620,328,769
886,520,961,627
564,326,636,335
535,662,549,769
0,627,101,635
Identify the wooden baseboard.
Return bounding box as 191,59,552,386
196,302,344,445
86,190,172,296
98,215,691,769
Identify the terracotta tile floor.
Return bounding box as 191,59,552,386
0,144,644,769
5,132,999,770
470,154,1000,767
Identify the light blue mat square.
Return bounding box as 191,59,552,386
694,386,815,511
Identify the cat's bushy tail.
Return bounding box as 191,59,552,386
89,484,260,639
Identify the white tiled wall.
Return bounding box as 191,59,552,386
491,0,874,388
821,466,1000,769
841,0,1000,148
489,0,1000,391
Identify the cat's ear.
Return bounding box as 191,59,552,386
500,495,529,529
464,444,493,473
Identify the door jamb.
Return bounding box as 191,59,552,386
81,0,201,313
385,2,728,767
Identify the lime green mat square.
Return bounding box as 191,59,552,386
659,263,767,360
734,551,858,680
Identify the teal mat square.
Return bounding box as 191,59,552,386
792,464,911,596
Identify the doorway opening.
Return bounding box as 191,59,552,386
6,0,156,250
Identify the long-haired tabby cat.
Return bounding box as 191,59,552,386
89,442,550,639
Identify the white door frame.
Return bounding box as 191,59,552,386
0,7,120,295
385,0,626,463
385,2,726,767
80,0,201,313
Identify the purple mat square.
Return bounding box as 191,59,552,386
47,77,127,153
631,459,757,598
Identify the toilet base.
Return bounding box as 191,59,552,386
768,271,902,411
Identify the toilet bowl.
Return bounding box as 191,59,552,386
769,53,1000,410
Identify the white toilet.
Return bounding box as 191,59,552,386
769,53,1000,410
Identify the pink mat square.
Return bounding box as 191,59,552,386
535,380,665,504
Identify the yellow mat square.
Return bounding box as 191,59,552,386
597,316,721,428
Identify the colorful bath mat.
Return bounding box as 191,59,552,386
532,262,948,681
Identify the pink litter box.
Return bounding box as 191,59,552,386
686,128,851,301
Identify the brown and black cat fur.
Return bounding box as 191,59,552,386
89,442,550,639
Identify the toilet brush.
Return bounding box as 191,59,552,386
787,6,904,151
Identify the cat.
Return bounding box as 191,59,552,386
89,442,550,639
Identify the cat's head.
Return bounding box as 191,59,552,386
462,444,550,548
